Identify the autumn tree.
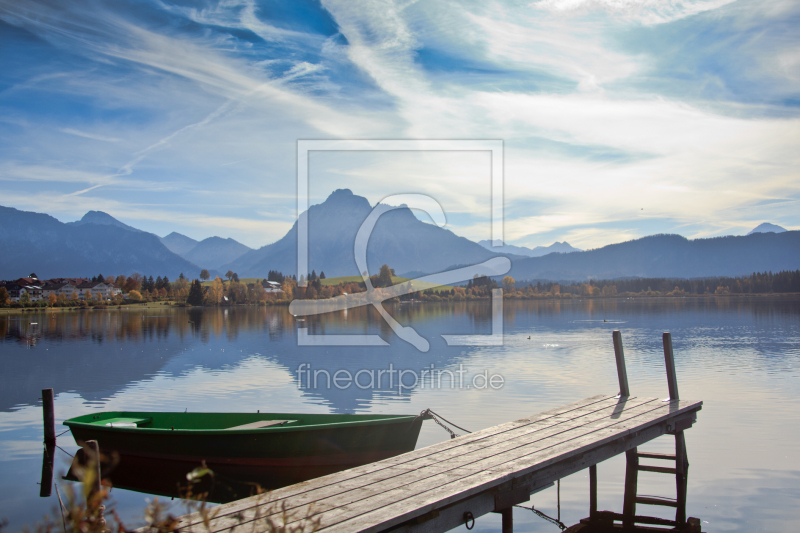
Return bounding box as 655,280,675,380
48,293,57,307
206,277,224,305
503,276,515,291
128,290,143,302
200,269,210,281
0,287,9,306
225,270,234,282
378,265,393,288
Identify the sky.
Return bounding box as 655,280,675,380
0,0,798,250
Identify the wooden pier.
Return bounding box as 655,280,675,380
155,332,703,533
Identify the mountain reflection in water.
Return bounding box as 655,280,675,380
1,298,799,532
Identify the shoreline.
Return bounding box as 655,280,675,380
2,292,799,316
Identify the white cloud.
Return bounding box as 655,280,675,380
533,0,736,24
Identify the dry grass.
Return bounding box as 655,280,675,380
5,452,320,533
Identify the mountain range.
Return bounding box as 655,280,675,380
0,193,796,282
477,239,581,257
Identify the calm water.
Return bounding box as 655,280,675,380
1,298,799,532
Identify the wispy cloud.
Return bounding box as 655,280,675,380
0,0,798,249
60,128,122,143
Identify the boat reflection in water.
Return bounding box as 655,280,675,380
65,448,390,503
62,410,428,503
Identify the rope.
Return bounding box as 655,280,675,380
56,445,74,458
515,504,567,530
55,429,70,438
427,410,472,434
419,409,472,439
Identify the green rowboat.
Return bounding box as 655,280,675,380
64,411,427,470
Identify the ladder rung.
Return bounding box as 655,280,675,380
635,496,679,508
594,512,678,527
636,452,676,461
637,464,678,474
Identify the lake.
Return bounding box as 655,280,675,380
1,297,799,532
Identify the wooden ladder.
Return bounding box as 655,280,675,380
612,331,691,530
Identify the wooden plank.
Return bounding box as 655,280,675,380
200,400,699,533
195,398,663,533
635,496,678,508
636,452,675,461
173,395,619,529
172,395,615,529
636,465,677,475
168,397,702,533
389,413,675,533
272,401,699,533
332,402,701,533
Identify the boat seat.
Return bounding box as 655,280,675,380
102,417,152,428
225,420,295,430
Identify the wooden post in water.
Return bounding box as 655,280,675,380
42,388,55,445
589,465,597,519
663,332,689,526
39,443,54,498
612,330,630,397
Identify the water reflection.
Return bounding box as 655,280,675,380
2,299,799,415
1,297,800,531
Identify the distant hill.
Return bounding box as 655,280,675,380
507,232,800,281
478,239,581,257
67,210,142,232
182,237,252,271
0,206,201,279
747,222,787,235
221,189,504,278
160,232,199,256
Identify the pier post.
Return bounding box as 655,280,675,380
612,331,630,397
42,388,55,445
589,465,597,519
663,332,679,400
664,332,689,526
500,507,513,533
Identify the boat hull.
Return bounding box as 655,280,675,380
65,411,424,464
65,411,426,501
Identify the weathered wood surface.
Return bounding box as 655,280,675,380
163,395,701,533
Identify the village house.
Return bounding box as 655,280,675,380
1,277,119,302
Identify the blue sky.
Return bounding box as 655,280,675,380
1,0,798,249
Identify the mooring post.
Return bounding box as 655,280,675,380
589,464,597,519
39,443,55,498
42,388,55,445
663,332,689,527
612,330,630,397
